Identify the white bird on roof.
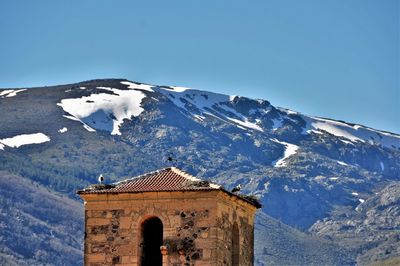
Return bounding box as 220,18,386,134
231,184,241,193
98,174,104,184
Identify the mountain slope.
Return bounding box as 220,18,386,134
0,171,83,265
255,213,355,265
0,78,399,265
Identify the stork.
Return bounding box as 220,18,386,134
98,174,104,184
232,184,241,193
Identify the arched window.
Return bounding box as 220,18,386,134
232,222,240,266
140,217,163,266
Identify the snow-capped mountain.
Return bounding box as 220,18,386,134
0,78,399,265
53,80,399,149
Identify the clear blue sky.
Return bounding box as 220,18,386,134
1,0,399,133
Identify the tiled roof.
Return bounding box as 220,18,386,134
77,167,261,208
77,167,220,194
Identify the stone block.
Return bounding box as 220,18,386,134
115,244,133,255
201,248,212,259
197,238,217,249
87,218,110,226
119,217,132,229
196,217,215,228
208,227,218,238
89,233,107,242
86,253,105,263
196,260,215,266
121,255,132,264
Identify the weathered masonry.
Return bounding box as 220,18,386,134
77,167,261,266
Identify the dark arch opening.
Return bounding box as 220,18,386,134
140,217,163,266
232,222,240,266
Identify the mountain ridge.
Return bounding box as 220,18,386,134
2,78,397,136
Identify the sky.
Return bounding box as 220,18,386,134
0,0,399,133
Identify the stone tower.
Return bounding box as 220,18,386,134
77,167,261,266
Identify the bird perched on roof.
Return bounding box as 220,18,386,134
231,184,241,193
98,174,104,184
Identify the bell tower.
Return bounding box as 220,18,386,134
77,167,261,265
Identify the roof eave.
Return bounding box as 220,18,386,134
77,188,262,208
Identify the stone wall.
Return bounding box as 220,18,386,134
215,194,256,266
80,190,257,266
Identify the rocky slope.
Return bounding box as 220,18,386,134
311,182,400,265
0,78,399,265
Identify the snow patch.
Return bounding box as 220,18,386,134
236,125,247,131
229,95,237,101
83,124,96,132
340,139,354,145
226,117,263,132
0,89,27,98
278,108,298,115
171,86,189,92
306,129,323,135
120,81,154,92
193,114,205,121
161,86,189,92
0,133,50,149
58,127,68,133
58,87,146,135
303,116,400,149
157,87,265,132
271,138,299,167
311,119,364,142
218,105,264,132
63,115,79,121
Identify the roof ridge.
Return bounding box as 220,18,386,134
170,167,200,182
114,167,173,185
114,167,221,189
170,167,221,189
